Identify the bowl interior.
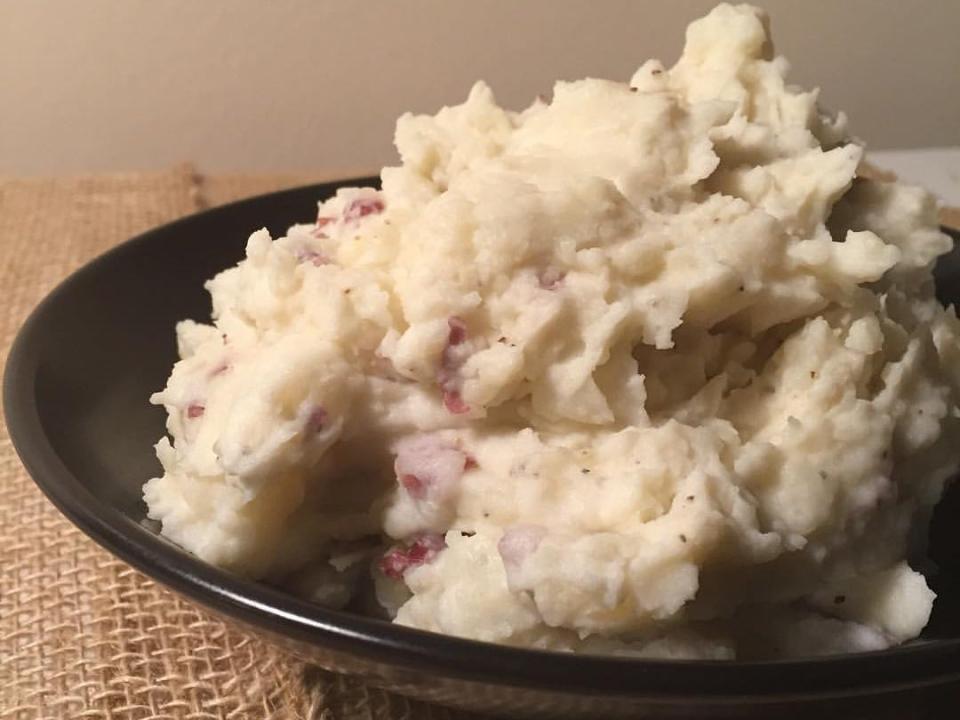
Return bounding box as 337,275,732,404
6,178,960,703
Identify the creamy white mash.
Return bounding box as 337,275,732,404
145,3,960,658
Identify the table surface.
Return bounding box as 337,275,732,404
869,146,960,208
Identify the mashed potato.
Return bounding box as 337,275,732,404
144,3,960,658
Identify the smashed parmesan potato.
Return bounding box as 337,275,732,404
145,3,959,658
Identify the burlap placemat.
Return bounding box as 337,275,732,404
2,163,956,720
0,166,477,720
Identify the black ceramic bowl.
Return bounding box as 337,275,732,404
5,178,960,718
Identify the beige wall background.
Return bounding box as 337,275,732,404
2,0,958,177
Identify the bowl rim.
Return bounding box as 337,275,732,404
5,179,960,701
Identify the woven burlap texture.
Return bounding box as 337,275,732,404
0,167,477,720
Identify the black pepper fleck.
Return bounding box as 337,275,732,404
834,595,846,604
581,468,591,474
679,534,687,543
686,495,695,502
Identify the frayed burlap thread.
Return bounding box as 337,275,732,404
0,167,477,720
